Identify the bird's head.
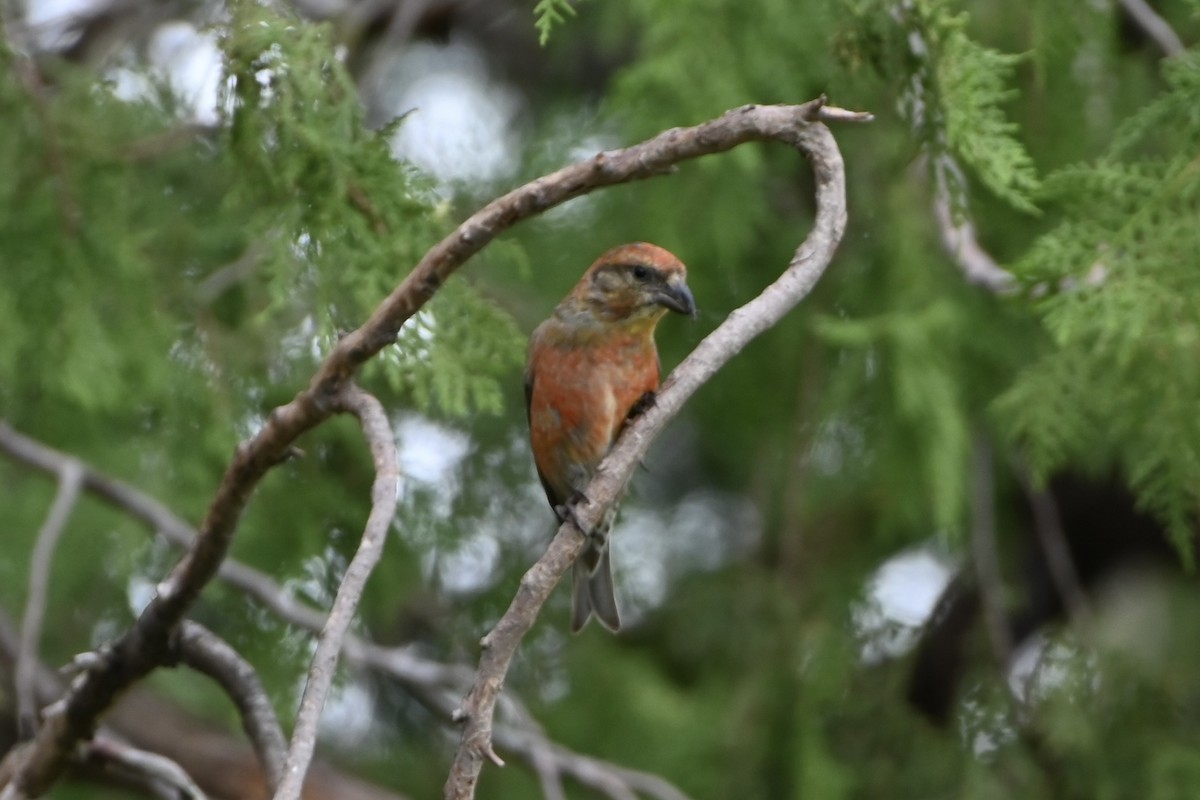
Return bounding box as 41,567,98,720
566,242,697,329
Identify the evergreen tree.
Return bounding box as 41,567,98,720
3,1,1200,798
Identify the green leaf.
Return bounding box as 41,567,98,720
534,0,578,46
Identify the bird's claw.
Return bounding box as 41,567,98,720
554,492,592,537
627,390,657,420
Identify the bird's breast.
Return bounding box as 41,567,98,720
527,329,660,495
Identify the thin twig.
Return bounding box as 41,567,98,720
968,431,1013,665
195,240,267,304
931,155,1015,293
970,438,1074,794
1,603,408,800
174,621,287,793
969,434,1070,793
1,635,208,800
0,422,693,800
85,737,207,800
893,1,1017,294
1118,0,1185,58
272,385,399,800
15,460,83,739
501,730,691,800
444,99,867,799
1013,467,1093,623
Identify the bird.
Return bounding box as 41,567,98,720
525,242,696,632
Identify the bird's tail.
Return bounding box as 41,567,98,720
571,540,620,632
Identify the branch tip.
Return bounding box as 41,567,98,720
817,105,874,123
485,746,505,768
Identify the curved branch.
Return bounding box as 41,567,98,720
444,100,868,799
0,98,870,796
174,621,287,794
273,385,399,800
85,737,207,800
0,423,694,799
15,460,82,739
931,153,1015,294
892,1,1016,294
1118,0,1184,58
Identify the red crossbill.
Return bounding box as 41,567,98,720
525,242,696,632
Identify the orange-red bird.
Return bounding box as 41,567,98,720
525,242,696,632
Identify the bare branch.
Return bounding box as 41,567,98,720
444,99,867,799
0,422,331,635
1,98,869,797
174,621,287,794
15,460,82,740
1,603,407,800
1118,0,1185,58
273,385,399,800
969,440,1070,798
1013,466,1093,623
195,240,268,304
2,612,203,800
495,729,691,800
85,737,207,800
932,155,1015,294
968,432,1013,665
892,2,1017,294
0,422,692,799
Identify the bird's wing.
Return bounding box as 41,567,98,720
524,365,534,428
525,359,565,509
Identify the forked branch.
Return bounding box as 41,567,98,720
272,385,399,800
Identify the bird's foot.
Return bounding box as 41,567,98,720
554,491,592,537
628,390,657,420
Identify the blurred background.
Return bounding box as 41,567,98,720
4,0,1200,798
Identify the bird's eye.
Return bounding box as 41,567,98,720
632,265,650,280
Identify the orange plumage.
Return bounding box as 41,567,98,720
525,242,696,632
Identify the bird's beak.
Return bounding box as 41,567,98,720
655,276,697,320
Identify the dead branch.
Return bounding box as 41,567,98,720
1,611,202,800
1012,465,1093,624
0,606,408,800
273,386,399,800
85,737,207,800
0,422,693,799
174,622,287,794
443,99,869,799
968,432,1014,665
14,460,82,740
892,1,1016,294
1118,0,1184,58
931,154,1015,293
968,436,1070,800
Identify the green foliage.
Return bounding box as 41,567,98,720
815,302,973,532
936,24,1039,212
219,2,523,416
999,50,1200,561
534,0,578,46
0,1,525,781
9,1,1200,799
376,278,525,417
843,0,1041,213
